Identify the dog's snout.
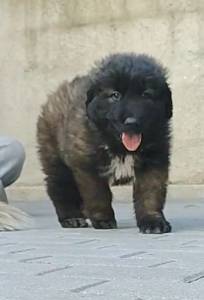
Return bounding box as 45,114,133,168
124,117,138,125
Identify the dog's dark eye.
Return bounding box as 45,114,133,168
142,88,155,98
110,91,121,102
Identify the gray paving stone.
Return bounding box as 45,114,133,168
0,188,204,300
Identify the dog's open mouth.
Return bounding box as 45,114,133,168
121,133,142,151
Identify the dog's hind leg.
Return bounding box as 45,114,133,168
45,160,88,228
37,113,87,228
133,167,171,234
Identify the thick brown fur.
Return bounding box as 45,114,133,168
37,53,172,233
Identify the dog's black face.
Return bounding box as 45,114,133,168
86,54,172,153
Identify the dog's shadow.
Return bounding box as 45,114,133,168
167,200,204,233
169,216,204,233
13,199,204,233
115,201,204,233
117,216,204,233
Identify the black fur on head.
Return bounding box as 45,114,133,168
86,53,172,154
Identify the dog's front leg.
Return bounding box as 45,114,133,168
133,167,171,234
73,168,117,229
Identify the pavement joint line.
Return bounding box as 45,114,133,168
74,239,99,245
184,271,204,283
97,245,116,249
152,234,171,239
120,251,146,258
70,280,110,293
9,248,36,254
20,255,52,263
36,265,72,276
181,240,197,246
148,260,176,268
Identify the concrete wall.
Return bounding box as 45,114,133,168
0,0,204,197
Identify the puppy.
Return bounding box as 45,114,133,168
37,53,173,233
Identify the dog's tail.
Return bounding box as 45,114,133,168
0,202,33,231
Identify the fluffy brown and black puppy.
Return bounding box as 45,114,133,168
37,53,173,233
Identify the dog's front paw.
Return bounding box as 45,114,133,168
61,218,88,228
91,219,117,229
137,214,171,234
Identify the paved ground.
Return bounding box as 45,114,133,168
0,187,204,300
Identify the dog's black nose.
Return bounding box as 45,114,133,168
124,117,141,132
124,117,138,125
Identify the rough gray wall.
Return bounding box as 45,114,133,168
0,0,204,193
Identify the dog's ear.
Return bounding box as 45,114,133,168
86,88,94,105
86,84,99,106
163,83,172,119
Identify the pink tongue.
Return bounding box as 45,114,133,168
121,133,142,151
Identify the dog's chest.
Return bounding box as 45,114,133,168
100,154,135,184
